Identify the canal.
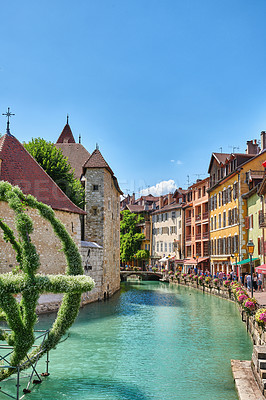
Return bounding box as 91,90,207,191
22,282,253,399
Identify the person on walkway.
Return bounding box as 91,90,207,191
246,274,251,290
253,273,258,292
219,271,223,285
258,273,263,292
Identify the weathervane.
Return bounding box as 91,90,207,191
2,107,15,135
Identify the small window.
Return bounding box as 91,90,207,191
93,184,99,191
92,207,98,216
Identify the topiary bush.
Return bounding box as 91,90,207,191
0,181,94,380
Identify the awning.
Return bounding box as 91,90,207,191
198,256,210,263
232,257,260,266
255,265,266,274
184,258,197,265
159,257,169,262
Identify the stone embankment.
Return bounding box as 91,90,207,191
171,278,266,399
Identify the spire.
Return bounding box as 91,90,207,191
2,107,15,136
56,119,75,144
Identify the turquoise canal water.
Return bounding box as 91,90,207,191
6,282,253,399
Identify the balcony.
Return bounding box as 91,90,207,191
195,214,201,222
202,232,209,240
186,217,191,224
186,235,191,242
202,212,208,220
195,233,201,241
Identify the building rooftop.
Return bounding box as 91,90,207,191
0,133,86,215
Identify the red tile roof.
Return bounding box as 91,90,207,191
0,134,86,215
83,149,114,174
56,123,75,143
83,149,123,194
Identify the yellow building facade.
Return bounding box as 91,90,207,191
209,146,266,277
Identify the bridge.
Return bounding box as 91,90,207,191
120,271,163,282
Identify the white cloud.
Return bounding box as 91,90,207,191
170,159,183,165
140,180,178,197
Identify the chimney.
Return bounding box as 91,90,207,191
159,196,163,209
261,132,266,151
130,193,135,205
168,193,172,205
246,140,259,155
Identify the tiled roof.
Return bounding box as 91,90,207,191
83,149,123,194
126,204,145,213
0,134,86,215
56,123,75,143
151,201,182,214
212,153,231,164
137,195,160,202
83,149,114,174
55,143,90,180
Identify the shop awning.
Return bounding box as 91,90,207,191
255,265,266,274
159,257,169,262
184,258,197,265
198,256,209,263
232,257,260,266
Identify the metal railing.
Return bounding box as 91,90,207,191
0,329,50,400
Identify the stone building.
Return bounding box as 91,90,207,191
55,121,122,300
82,148,122,299
0,132,85,277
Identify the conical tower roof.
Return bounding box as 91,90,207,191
0,134,85,214
83,149,123,194
56,122,75,144
83,149,114,175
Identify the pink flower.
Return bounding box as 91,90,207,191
245,301,255,311
238,294,248,303
259,313,266,323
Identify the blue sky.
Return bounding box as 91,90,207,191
1,0,266,196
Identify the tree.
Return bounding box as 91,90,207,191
24,138,85,208
135,249,150,260
120,210,145,263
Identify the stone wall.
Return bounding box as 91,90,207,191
80,241,104,304
84,168,120,299
103,170,120,296
84,169,104,246
0,201,81,274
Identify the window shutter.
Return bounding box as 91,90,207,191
245,216,249,229
228,209,231,225
251,214,253,229
258,237,261,255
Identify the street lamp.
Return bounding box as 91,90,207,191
247,240,255,297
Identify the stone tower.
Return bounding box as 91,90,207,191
83,148,122,298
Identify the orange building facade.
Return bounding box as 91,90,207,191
183,177,210,272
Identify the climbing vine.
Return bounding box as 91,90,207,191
0,181,94,380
